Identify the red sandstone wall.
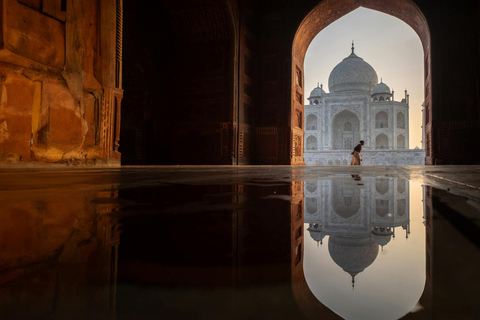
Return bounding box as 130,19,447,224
0,174,120,318
0,0,122,164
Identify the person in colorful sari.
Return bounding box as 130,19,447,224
350,140,364,165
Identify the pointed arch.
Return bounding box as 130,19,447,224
376,133,388,149
292,0,431,165
332,110,360,150
375,111,388,128
306,114,318,130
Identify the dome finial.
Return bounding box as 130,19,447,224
381,77,383,83
317,82,319,87
320,83,323,90
352,276,355,290
351,40,354,54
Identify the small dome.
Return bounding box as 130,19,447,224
309,85,326,99
373,81,391,95
328,51,378,93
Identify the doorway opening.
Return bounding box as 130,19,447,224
291,0,432,165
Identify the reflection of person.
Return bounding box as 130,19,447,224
350,140,364,165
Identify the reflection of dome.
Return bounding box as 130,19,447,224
373,81,391,94
373,234,392,247
328,46,378,93
328,236,379,280
308,224,326,244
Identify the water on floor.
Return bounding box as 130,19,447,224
0,167,479,320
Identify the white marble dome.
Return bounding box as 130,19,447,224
309,85,326,98
328,52,378,93
373,81,391,94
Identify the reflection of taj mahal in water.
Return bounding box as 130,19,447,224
304,177,410,287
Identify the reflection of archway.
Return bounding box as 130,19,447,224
332,180,360,219
295,178,430,320
376,133,388,149
306,181,317,193
397,134,406,149
397,180,406,194
332,110,360,150
306,197,317,214
292,0,432,165
397,199,406,216
376,199,389,217
376,179,389,194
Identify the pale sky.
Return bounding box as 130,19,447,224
305,7,425,149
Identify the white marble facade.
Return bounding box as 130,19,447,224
305,44,425,165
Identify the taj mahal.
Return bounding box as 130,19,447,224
304,43,425,165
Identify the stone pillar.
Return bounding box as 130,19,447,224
99,0,123,163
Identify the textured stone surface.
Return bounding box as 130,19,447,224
0,0,122,165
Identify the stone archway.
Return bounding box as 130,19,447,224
290,3,434,315
292,0,432,165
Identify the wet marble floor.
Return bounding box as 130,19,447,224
0,166,479,320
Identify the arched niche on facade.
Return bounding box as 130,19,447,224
332,180,360,219
397,112,406,129
306,197,317,214
342,159,348,165
375,178,389,194
397,134,406,149
332,110,360,150
376,133,388,149
375,111,388,128
122,0,237,165
397,180,406,194
306,135,317,150
306,114,318,130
